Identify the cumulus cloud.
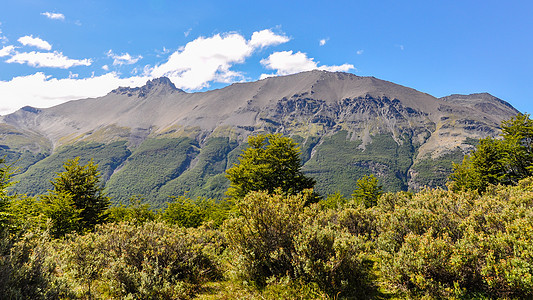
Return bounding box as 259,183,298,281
18,35,52,50
0,72,148,115
0,45,15,57
151,29,290,90
319,38,328,46
0,28,293,114
41,12,65,20
260,50,354,78
6,51,92,68
107,50,142,65
249,29,290,49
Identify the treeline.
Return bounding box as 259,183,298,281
0,115,532,299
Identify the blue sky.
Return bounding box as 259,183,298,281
0,0,532,115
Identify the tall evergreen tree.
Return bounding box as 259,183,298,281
450,113,533,192
225,134,315,199
46,158,110,233
352,174,383,208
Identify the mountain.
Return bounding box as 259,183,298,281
0,71,518,206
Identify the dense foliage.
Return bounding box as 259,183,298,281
225,134,315,199
450,113,533,192
2,118,533,298
45,158,110,235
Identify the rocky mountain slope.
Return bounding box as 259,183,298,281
0,71,518,206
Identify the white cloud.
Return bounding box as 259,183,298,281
41,12,65,20
260,50,355,78
184,28,192,37
261,51,317,75
0,45,15,57
0,72,148,115
107,50,142,65
0,28,294,114
102,65,109,71
249,29,290,49
319,38,328,46
151,29,290,90
6,51,92,68
0,23,7,43
18,35,52,50
356,49,364,55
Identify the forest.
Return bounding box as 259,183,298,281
0,114,533,299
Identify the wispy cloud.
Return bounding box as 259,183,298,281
0,22,7,43
260,50,354,78
0,45,15,57
184,28,192,37
6,51,92,68
151,29,290,89
356,49,364,55
319,38,328,46
41,12,65,21
107,50,143,65
18,35,52,50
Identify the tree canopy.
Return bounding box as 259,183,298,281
225,134,315,199
450,113,533,192
44,158,110,234
352,174,383,208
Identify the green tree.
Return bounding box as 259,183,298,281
0,159,17,231
501,113,533,180
352,174,383,208
225,134,315,199
40,191,82,238
450,113,533,192
46,158,110,233
162,195,231,228
106,196,157,225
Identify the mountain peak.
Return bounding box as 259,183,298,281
111,77,184,98
440,93,517,112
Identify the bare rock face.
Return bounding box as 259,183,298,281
111,77,184,98
0,71,519,202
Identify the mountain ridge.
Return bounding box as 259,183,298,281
0,71,519,205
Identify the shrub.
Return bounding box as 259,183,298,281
293,223,375,298
106,196,157,225
0,229,70,299
223,190,308,286
162,195,231,228
223,189,375,297
59,222,224,299
376,180,533,298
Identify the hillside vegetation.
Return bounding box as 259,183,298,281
0,115,532,299
1,71,519,202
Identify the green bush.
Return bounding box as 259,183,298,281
162,195,232,228
223,189,375,297
106,196,157,225
375,180,533,298
0,229,70,299
223,190,308,286
59,222,224,299
293,223,375,297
